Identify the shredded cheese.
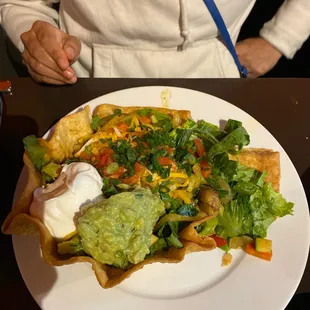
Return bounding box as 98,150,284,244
171,190,192,204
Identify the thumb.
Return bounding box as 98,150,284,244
63,35,81,63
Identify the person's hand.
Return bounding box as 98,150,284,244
236,37,282,78
21,21,81,85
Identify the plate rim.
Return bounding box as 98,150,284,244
12,85,310,310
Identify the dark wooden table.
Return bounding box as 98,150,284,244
0,78,309,310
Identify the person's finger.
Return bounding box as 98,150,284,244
63,35,81,63
22,31,75,79
26,64,68,85
33,31,70,71
23,50,77,84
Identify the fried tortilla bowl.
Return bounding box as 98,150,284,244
1,104,280,289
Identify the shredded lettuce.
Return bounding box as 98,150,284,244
208,143,294,240
216,182,294,239
263,183,294,217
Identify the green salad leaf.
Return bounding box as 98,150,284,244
23,135,49,171
196,217,218,236
208,127,250,162
224,119,243,134
216,182,294,239
263,183,294,217
157,222,183,248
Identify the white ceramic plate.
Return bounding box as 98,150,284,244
12,86,310,310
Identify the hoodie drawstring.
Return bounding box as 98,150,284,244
179,0,192,50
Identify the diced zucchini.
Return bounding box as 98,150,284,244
229,236,253,249
150,115,158,123
255,238,272,253
106,162,119,174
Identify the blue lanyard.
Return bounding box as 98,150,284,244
202,0,247,78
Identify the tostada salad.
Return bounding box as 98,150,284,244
2,104,294,288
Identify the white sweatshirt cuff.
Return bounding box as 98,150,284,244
0,5,58,52
259,0,310,59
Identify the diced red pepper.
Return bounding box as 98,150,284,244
157,156,176,169
210,234,227,247
194,138,205,157
158,146,174,155
200,160,212,179
117,122,129,132
140,116,152,124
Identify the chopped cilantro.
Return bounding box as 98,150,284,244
145,175,153,182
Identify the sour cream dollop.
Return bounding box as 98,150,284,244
30,162,103,239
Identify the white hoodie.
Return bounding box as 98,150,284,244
0,0,310,78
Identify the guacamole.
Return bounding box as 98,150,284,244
77,188,165,268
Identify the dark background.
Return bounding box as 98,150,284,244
1,0,310,79
0,0,309,309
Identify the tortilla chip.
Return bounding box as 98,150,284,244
2,153,41,235
45,106,93,162
179,216,217,247
93,103,192,121
229,148,280,192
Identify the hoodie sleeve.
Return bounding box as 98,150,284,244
259,0,310,59
0,1,59,52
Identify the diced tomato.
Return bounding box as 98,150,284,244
245,242,272,261
117,122,129,132
97,148,114,167
134,162,146,173
140,116,152,124
166,147,174,155
79,151,90,161
122,175,140,185
157,156,176,169
122,162,146,185
194,138,205,157
158,146,174,155
109,166,125,179
211,235,227,247
200,160,212,178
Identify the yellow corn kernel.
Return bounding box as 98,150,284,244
91,148,99,155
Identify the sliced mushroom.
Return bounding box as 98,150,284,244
198,186,222,216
